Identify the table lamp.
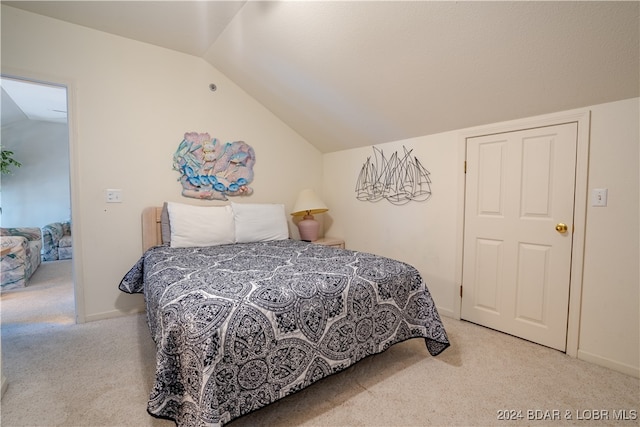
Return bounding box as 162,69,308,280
291,189,328,241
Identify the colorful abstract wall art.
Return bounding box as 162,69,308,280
355,146,432,205
173,132,255,200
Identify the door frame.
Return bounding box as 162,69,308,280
454,108,590,357
2,67,86,323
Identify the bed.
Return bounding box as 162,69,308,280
119,203,450,427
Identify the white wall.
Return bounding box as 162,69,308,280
578,98,639,376
1,119,71,228
322,132,460,318
323,98,639,377
1,6,324,321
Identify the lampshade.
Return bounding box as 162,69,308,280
291,189,328,217
291,189,328,241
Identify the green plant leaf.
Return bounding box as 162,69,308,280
1,149,22,175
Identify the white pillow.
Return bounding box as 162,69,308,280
231,202,289,243
167,202,235,248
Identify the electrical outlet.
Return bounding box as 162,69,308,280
592,188,607,207
105,189,123,203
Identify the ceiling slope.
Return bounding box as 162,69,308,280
5,1,246,56
206,1,639,152
4,1,639,153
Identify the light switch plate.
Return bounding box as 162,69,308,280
592,188,607,207
105,189,123,203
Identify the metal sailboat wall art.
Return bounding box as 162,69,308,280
355,146,432,205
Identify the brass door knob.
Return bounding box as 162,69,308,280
555,223,568,234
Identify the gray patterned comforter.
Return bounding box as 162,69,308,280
119,239,449,427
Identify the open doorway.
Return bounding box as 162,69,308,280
0,75,75,325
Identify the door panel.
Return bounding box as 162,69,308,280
521,136,553,216
462,123,577,351
474,238,503,313
515,242,550,325
478,140,506,215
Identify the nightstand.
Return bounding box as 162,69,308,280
312,237,345,249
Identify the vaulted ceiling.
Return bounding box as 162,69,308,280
4,1,639,153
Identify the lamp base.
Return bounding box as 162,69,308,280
297,214,320,241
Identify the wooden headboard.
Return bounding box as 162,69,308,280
142,206,163,251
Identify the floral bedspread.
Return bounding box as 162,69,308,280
119,239,449,427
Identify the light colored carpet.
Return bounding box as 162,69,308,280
1,260,638,426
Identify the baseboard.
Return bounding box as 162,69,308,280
578,349,639,378
84,307,145,323
436,306,454,319
1,374,8,400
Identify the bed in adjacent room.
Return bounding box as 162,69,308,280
119,202,450,427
